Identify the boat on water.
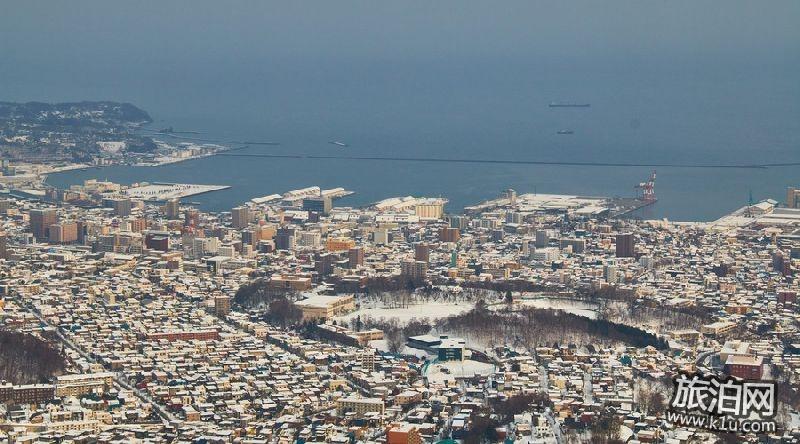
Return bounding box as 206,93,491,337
549,102,591,108
557,130,574,135
329,141,348,147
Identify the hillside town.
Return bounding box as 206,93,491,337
1,181,800,443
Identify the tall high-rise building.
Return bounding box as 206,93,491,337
373,228,389,245
30,208,57,240
506,188,517,207
302,197,332,215
414,243,430,263
108,197,132,217
129,218,147,233
439,227,460,243
448,215,468,230
0,232,7,260
401,259,428,281
506,212,523,224
275,227,296,251
787,187,800,209
231,206,250,229
241,229,258,248
615,233,635,258
560,238,586,254
359,349,376,372
184,208,200,228
534,230,550,248
348,247,364,268
298,231,321,248
315,252,338,276
214,296,231,317
96,234,119,253
164,199,180,219
49,222,78,244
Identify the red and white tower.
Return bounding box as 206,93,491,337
635,170,657,202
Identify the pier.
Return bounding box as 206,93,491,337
123,182,230,201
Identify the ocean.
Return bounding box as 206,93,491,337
2,3,798,221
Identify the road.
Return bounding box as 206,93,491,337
695,349,716,373
539,364,564,443
584,370,594,404
22,299,178,424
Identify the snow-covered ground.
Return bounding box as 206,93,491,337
425,359,496,384
515,298,599,319
335,301,472,325
367,339,432,359
337,297,599,326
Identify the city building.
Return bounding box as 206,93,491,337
787,187,800,209
414,201,444,220
30,208,57,240
48,221,78,244
0,232,7,259
55,372,114,397
414,243,430,263
215,295,231,316
231,206,250,229
615,233,635,258
400,260,427,281
294,294,356,321
145,231,170,251
326,237,355,252
107,197,132,217
348,247,364,269
164,198,180,219
387,424,423,444
275,227,296,251
724,355,764,380
336,396,385,416
302,196,332,215
439,227,460,243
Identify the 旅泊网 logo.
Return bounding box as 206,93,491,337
666,372,777,434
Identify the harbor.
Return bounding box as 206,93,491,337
123,182,230,201
466,172,657,219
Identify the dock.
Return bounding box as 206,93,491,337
123,182,230,201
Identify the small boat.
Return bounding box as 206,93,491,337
549,103,591,108
329,141,348,147
557,130,574,135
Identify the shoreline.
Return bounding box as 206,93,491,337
40,158,767,224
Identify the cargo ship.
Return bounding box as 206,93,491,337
549,103,590,108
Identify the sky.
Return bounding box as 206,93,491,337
2,1,799,66
3,1,799,220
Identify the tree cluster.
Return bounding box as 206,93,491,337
234,280,303,328
589,409,623,444
0,330,66,384
634,377,668,416
437,303,668,350
462,414,500,444
491,392,551,423
360,317,434,354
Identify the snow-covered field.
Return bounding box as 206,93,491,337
425,359,496,384
515,298,599,319
367,339,432,358
335,301,472,324
335,297,599,326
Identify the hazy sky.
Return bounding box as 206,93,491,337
2,1,799,66
5,1,799,220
